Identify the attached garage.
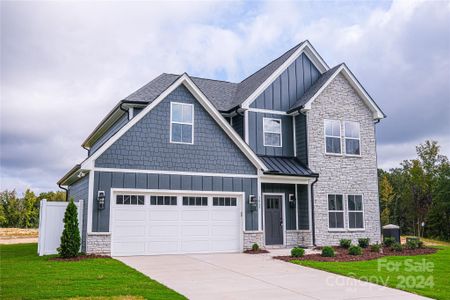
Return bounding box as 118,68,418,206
110,190,243,256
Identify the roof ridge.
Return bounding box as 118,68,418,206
238,41,305,85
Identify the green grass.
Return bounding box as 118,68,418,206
292,246,450,300
0,243,186,300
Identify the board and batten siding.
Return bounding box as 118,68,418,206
295,113,308,165
249,53,320,111
95,85,257,175
67,174,89,252
248,112,294,156
92,171,258,232
297,184,309,230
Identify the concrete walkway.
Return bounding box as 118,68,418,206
118,252,429,300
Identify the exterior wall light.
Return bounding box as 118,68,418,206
97,191,105,210
289,194,296,208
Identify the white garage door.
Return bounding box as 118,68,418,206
111,192,242,256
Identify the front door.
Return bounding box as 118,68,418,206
264,195,283,245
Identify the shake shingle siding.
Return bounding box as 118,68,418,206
96,85,257,175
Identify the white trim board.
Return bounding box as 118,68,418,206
93,167,258,178
241,41,329,109
80,74,267,172
300,64,385,120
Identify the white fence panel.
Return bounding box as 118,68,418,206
38,199,83,256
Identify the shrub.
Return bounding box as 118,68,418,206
321,246,335,257
252,243,259,251
291,247,305,258
370,243,382,253
339,239,352,249
391,242,403,252
406,238,422,249
358,238,370,248
57,199,80,258
383,237,396,247
348,245,362,255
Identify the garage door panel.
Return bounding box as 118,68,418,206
211,239,240,251
114,225,146,237
181,240,210,252
149,210,178,221
212,225,239,236
148,224,178,237
114,209,146,221
181,210,209,221
211,210,238,221
147,241,179,254
182,225,209,236
113,242,145,255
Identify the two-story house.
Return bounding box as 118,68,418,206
58,41,385,256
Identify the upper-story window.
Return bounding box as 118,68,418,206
344,121,360,155
263,118,282,147
324,119,341,154
170,102,193,144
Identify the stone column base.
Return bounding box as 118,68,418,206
286,230,313,247
86,233,111,255
243,231,264,250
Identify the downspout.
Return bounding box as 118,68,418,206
58,184,69,202
310,176,319,247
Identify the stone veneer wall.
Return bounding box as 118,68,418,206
286,230,313,247
243,231,264,250
86,233,111,255
307,73,381,246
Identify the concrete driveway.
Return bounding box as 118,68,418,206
117,252,429,300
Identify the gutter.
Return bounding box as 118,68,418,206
310,176,319,247
58,184,69,202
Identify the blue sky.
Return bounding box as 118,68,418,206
1,0,449,194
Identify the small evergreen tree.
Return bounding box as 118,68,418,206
58,198,80,258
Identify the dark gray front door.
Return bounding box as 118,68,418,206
264,195,283,245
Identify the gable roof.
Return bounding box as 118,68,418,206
288,63,386,119
79,73,268,173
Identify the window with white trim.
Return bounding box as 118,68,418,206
213,197,237,206
324,119,341,154
182,196,208,206
150,195,177,206
263,118,282,147
170,102,193,144
116,194,145,205
328,194,344,229
344,121,360,155
348,195,364,229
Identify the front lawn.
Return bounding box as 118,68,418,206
292,246,450,300
0,243,185,300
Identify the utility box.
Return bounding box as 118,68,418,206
382,224,400,243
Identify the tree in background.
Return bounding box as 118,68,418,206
379,140,449,241
21,189,39,228
57,198,80,258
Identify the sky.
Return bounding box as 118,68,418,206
1,0,449,194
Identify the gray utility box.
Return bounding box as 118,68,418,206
382,224,400,242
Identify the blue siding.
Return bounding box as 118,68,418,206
295,113,308,165
297,184,309,230
248,112,294,156
90,113,128,155
96,85,257,175
231,114,244,139
67,175,89,252
92,171,258,232
250,53,320,111
262,183,296,230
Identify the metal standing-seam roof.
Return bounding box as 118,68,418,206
258,156,318,177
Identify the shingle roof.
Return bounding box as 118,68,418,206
259,156,318,177
287,64,343,113
124,41,306,112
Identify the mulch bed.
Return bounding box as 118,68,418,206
244,249,270,254
49,254,111,261
274,246,437,262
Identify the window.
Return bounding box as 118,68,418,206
324,119,341,154
328,194,344,229
348,195,364,229
213,197,237,206
170,102,193,144
263,118,282,147
344,121,360,155
116,194,145,205
150,196,177,206
182,196,208,206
